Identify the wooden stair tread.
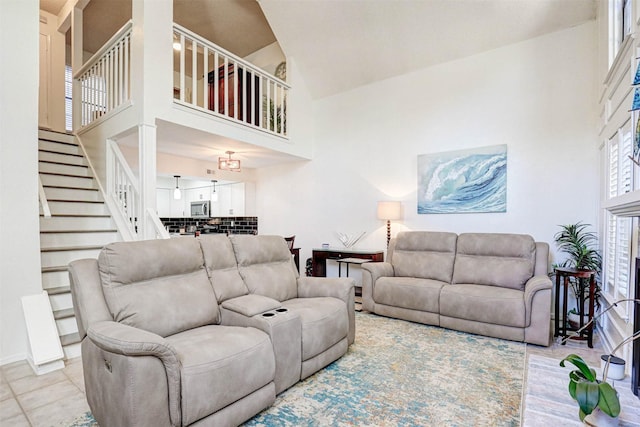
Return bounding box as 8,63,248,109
38,138,78,147
40,229,117,234
39,171,93,180
40,214,111,218
40,245,103,252
47,199,105,204
42,185,98,191
60,332,81,346
42,266,68,273
45,286,70,295
39,160,88,168
53,308,76,320
39,149,84,158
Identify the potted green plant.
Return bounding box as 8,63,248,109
560,354,620,425
553,222,603,317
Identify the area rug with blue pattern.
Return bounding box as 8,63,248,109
66,312,525,426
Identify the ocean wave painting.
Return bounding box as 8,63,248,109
417,145,507,214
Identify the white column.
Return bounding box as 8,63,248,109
130,0,173,238
138,123,157,240
132,0,173,123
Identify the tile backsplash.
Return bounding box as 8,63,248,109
160,216,258,235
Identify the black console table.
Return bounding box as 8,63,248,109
311,247,384,277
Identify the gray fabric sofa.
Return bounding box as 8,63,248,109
361,231,552,346
68,234,354,427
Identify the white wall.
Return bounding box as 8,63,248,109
0,0,43,364
256,22,599,270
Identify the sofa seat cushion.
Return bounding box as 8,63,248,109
440,284,525,328
374,277,446,313
281,297,348,361
165,325,275,426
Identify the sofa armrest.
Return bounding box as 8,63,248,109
361,262,394,281
523,275,552,324
361,262,394,312
87,321,181,426
221,294,281,317
297,276,355,302
297,276,356,344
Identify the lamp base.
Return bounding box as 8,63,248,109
386,220,391,248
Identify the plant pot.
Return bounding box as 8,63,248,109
583,408,619,427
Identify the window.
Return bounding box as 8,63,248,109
623,0,632,41
604,213,633,317
65,65,72,131
608,123,633,198
610,0,633,65
604,124,636,320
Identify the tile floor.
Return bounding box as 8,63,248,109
1,357,89,426
0,329,612,427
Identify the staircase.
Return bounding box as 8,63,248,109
38,129,121,359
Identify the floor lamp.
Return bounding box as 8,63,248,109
377,201,402,248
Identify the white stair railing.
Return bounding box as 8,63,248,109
38,176,51,218
106,141,170,240
75,21,132,128
106,140,139,239
173,24,289,138
147,208,170,239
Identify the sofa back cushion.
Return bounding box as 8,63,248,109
198,234,249,303
230,235,298,301
452,233,536,290
391,231,458,283
98,237,219,337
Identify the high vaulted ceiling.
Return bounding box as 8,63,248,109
40,0,277,58
258,0,597,99
40,0,598,101
39,0,598,169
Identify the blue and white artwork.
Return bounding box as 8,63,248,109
417,145,507,214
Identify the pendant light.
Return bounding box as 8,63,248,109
173,175,181,200
211,180,218,202
218,151,241,172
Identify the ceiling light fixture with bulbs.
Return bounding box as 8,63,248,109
218,151,241,172
211,180,218,202
173,175,182,200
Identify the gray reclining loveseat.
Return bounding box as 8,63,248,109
68,234,355,427
361,231,552,346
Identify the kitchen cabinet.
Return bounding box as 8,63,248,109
157,180,247,218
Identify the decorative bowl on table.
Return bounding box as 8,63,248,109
336,231,366,248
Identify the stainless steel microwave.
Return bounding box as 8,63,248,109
190,200,211,218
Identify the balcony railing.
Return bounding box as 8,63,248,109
75,21,132,129
106,140,170,240
173,24,289,138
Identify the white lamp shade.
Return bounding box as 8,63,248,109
173,187,181,200
377,201,402,220
211,192,218,202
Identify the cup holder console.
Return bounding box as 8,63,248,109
261,307,288,318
